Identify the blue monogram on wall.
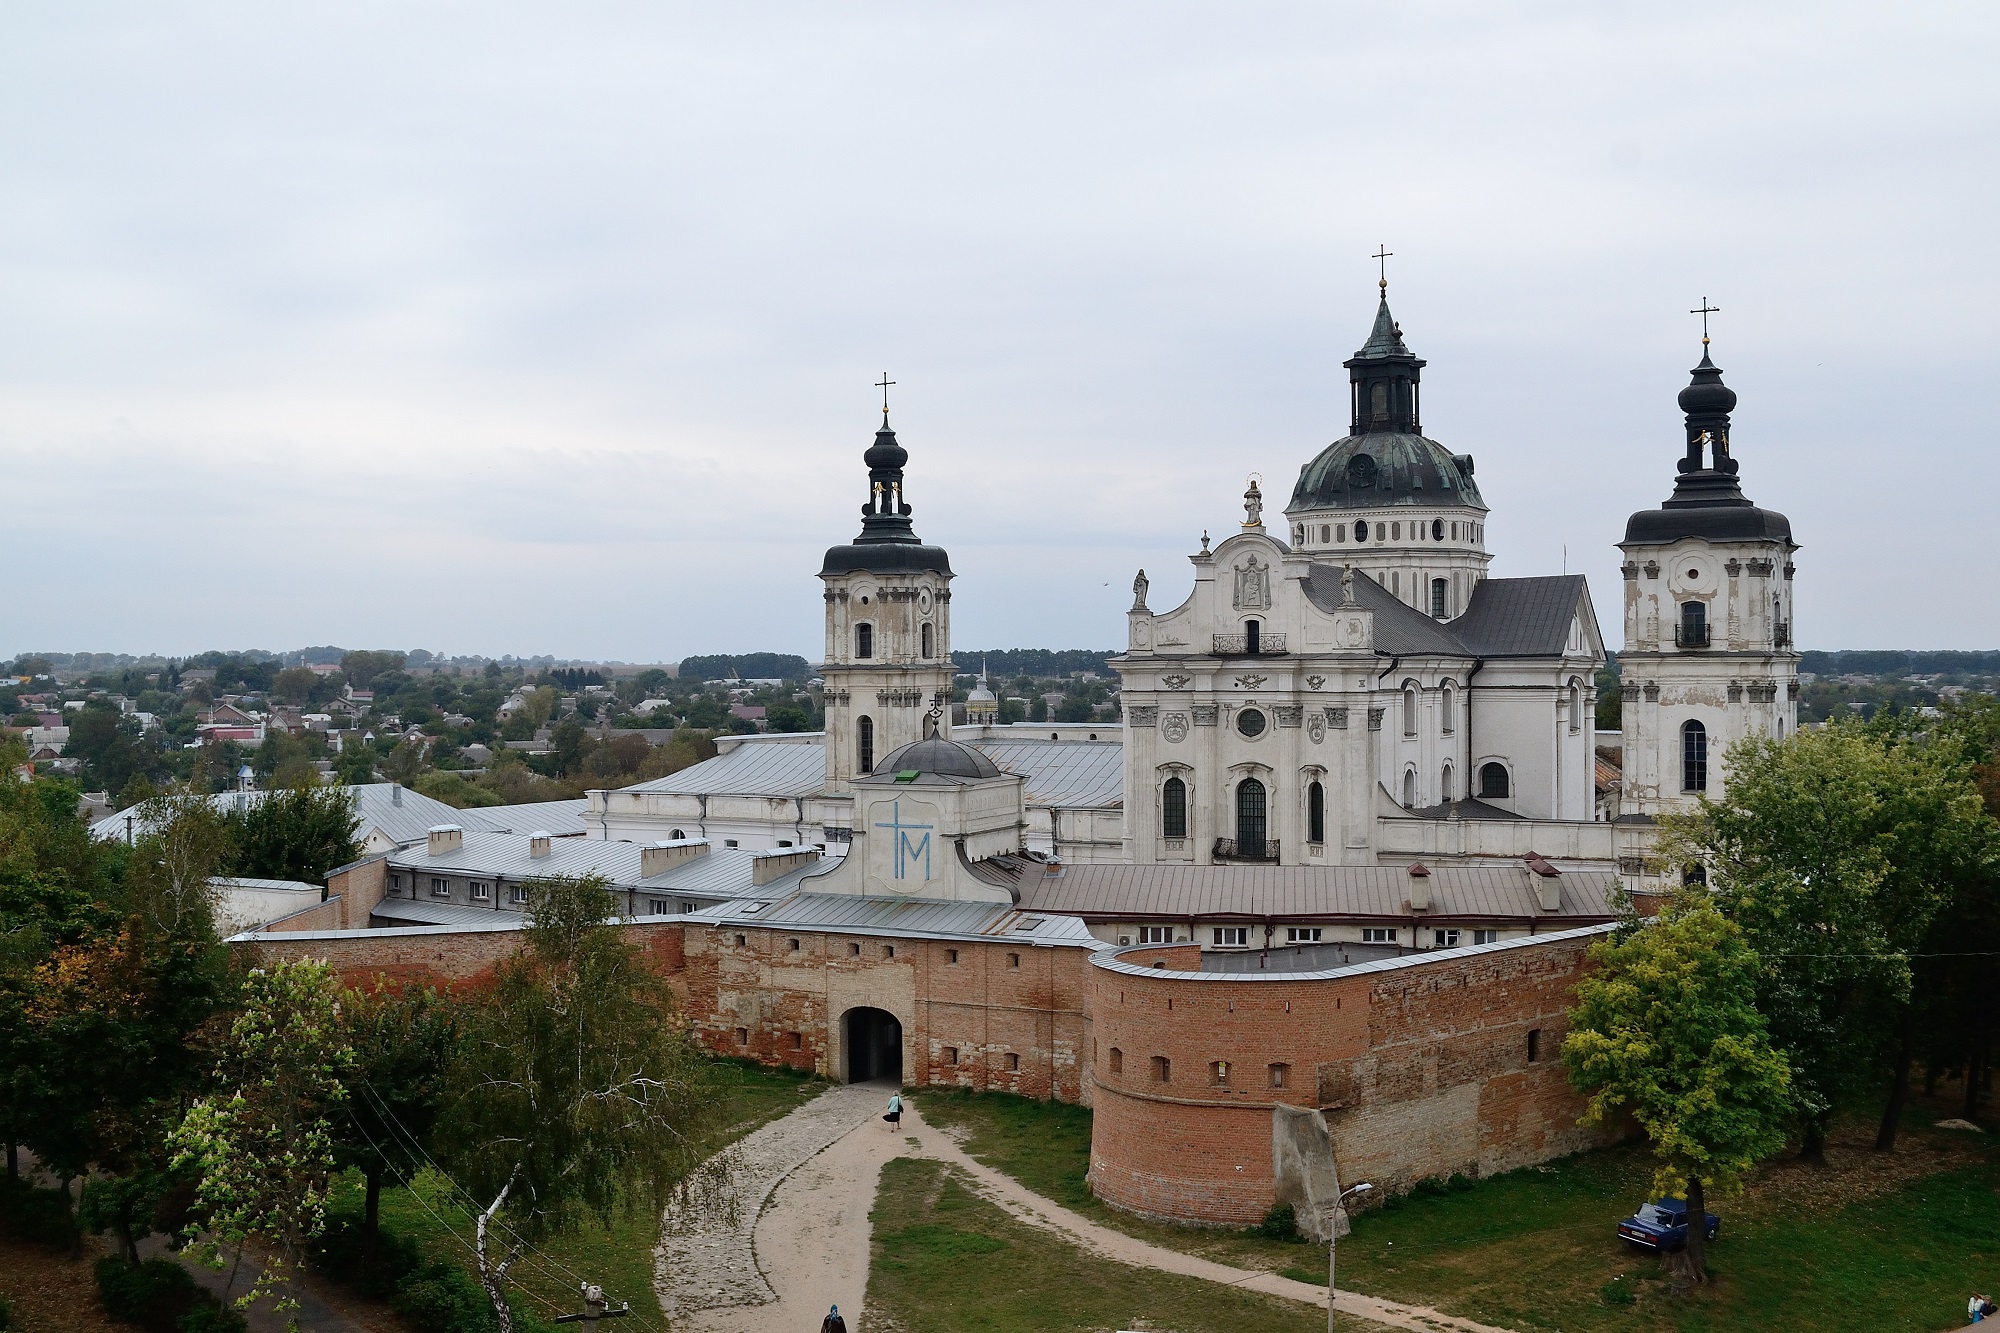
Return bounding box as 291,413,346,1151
873,800,934,881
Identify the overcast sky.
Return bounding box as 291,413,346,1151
5,3,1996,664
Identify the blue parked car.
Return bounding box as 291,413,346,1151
1617,1198,1720,1251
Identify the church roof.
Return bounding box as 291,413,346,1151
820,417,954,577
861,737,1004,784
1287,432,1485,514
1449,575,1593,658
622,738,827,798
1019,862,1621,923
1622,349,1795,547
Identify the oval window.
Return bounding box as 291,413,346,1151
1237,709,1267,738
1354,519,1369,541
1347,454,1378,487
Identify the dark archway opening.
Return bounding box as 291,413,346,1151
842,1007,903,1083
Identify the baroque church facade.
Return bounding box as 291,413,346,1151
585,284,1798,886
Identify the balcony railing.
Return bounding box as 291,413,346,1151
1213,838,1280,863
1674,624,1711,649
1212,633,1286,655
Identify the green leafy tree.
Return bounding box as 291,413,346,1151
334,745,377,786
440,874,721,1330
1564,896,1792,1280
334,983,461,1246
227,785,361,885
339,651,405,690
1659,721,1991,1157
171,959,354,1325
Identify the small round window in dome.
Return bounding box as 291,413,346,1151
1347,454,1378,487
1354,519,1369,541
1237,709,1267,738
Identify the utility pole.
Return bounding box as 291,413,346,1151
554,1284,630,1332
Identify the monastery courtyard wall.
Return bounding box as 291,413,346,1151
239,913,1615,1225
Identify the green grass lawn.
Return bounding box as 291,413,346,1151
911,1087,2000,1332
866,1156,1376,1333
339,1057,831,1328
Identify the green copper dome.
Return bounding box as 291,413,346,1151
1288,432,1485,513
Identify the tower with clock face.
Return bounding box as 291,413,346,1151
818,413,958,801
1615,345,1799,820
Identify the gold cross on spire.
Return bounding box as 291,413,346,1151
1690,298,1720,347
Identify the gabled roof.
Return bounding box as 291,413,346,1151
1450,575,1594,658
622,739,827,799
94,783,485,847
1302,567,1471,657
1018,862,1620,923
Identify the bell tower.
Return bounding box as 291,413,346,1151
818,397,957,800
1616,315,1799,820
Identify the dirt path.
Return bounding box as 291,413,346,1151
656,1084,1515,1333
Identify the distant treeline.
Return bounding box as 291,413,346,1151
950,649,1120,679
1799,650,2000,677
680,653,814,681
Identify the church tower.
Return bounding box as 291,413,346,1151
1616,332,1798,818
1284,287,1493,619
818,408,957,798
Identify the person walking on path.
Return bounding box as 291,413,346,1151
883,1091,903,1130
820,1303,847,1332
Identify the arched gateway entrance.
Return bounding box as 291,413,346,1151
841,1007,904,1083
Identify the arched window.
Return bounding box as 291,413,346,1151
1441,763,1454,801
1431,578,1449,619
670,829,684,840
855,623,874,659
1245,619,1261,655
1440,682,1456,734
1402,769,1417,807
1678,601,1707,648
921,622,934,658
858,716,875,774
1402,685,1419,736
1432,518,1445,541
1479,762,1510,799
1682,719,1708,792
1307,780,1325,844
1568,681,1583,734
1162,776,1187,839
1354,519,1368,541
1235,778,1267,858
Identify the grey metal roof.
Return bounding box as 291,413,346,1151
1017,862,1620,923
699,890,1099,947
476,799,590,836
371,899,535,929
621,740,826,798
384,831,814,899
615,734,1126,811
1448,576,1591,658
93,783,477,847
1092,920,1620,983
974,739,1125,809
211,875,319,892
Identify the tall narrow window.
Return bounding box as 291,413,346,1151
1682,719,1708,792
1431,578,1449,618
921,622,934,658
1440,682,1456,734
855,622,874,659
1432,518,1445,541
1235,778,1267,858
858,715,875,774
1244,619,1261,655
1441,763,1454,801
1568,682,1583,734
1162,776,1188,839
1402,769,1417,807
1307,780,1325,843
1403,685,1419,736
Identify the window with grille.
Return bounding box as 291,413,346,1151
1479,762,1510,798
858,715,874,774
1431,578,1449,618
1235,778,1267,857
855,623,874,658
1683,720,1708,791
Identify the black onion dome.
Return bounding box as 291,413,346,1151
1622,351,1794,547
1289,433,1486,512
866,737,1002,780
820,416,954,577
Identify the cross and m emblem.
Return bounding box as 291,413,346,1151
872,800,933,881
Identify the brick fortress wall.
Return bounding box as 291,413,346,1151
1084,929,1617,1225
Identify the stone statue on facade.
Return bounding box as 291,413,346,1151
1131,568,1149,612
1242,476,1264,529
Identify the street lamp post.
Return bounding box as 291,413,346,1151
1327,1181,1373,1332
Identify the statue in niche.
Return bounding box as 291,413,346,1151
1234,555,1272,611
